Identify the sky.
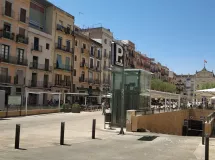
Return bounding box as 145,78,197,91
49,0,215,75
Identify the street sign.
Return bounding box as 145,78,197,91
111,42,124,67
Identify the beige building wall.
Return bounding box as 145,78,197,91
0,0,30,95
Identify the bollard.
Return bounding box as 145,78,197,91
60,122,65,145
202,121,205,145
92,119,96,139
15,124,20,149
205,135,209,160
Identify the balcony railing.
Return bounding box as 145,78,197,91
94,79,100,84
55,43,73,54
54,63,72,71
0,55,28,66
29,62,52,71
55,80,71,87
2,7,15,18
29,80,52,88
56,24,74,35
16,34,28,44
0,30,15,40
80,62,88,68
0,75,11,83
14,76,25,85
88,78,94,84
31,43,42,52
79,77,88,83
96,53,102,60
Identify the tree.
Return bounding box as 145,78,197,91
151,78,176,93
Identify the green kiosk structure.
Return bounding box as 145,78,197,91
111,68,152,126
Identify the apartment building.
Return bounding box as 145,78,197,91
52,6,75,100
25,0,54,105
82,27,113,93
0,0,30,104
74,26,102,98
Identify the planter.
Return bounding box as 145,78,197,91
72,103,81,113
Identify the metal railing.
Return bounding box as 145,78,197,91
31,43,42,52
55,43,73,53
0,55,28,66
28,80,52,88
0,75,11,83
79,77,88,83
54,63,72,71
94,79,100,84
16,34,28,44
55,80,71,86
80,62,88,68
0,30,15,40
29,62,52,71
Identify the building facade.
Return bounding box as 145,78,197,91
0,0,30,105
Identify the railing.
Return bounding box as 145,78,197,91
88,78,93,84
2,7,15,18
54,63,72,71
55,80,71,86
29,80,52,88
55,43,73,53
29,62,52,71
56,24,74,35
0,75,11,83
0,55,28,66
14,76,25,85
31,43,42,52
0,30,15,40
79,77,88,83
80,62,88,68
16,34,28,44
94,79,100,84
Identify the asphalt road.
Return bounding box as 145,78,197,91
0,111,213,160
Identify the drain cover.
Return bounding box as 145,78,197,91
138,136,158,141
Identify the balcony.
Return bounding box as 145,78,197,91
31,43,42,52
0,55,28,66
79,77,88,83
55,43,73,54
16,34,28,44
88,78,94,84
0,30,15,41
80,62,88,68
54,63,72,71
94,79,101,85
96,53,102,60
29,62,52,71
56,24,74,36
0,75,11,84
14,76,25,85
29,80,52,88
55,80,71,87
2,7,14,18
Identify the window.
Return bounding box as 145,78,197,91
109,41,112,47
89,71,93,80
34,37,39,50
19,28,25,36
66,40,70,51
56,54,62,68
96,73,99,80
46,43,49,50
90,46,94,55
73,69,76,76
45,59,49,71
58,37,62,48
4,22,11,32
90,58,94,68
55,74,62,85
97,60,100,68
104,61,106,67
5,1,12,17
104,49,107,56
20,8,26,23
98,49,101,58
83,43,86,49
17,48,24,64
75,40,78,46
1,44,10,60
44,75,49,86
0,68,8,77
33,56,38,68
75,55,77,61
65,57,70,70
104,39,107,44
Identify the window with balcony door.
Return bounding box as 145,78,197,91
58,37,62,48
104,49,107,57
20,8,26,23
45,59,49,71
90,46,94,55
98,49,101,58
0,67,8,77
90,58,94,68
17,48,24,64
4,23,11,32
55,74,62,85
34,37,39,50
83,43,86,49
1,44,10,61
31,73,37,86
19,28,25,36
96,73,99,80
89,71,93,81
66,40,70,51
75,40,78,47
97,60,100,69
33,56,38,68
56,54,62,68
5,1,12,17
44,75,48,87
65,57,70,70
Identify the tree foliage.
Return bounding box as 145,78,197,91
151,78,176,93
200,83,215,89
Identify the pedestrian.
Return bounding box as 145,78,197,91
102,100,106,115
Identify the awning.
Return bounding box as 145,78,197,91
195,88,215,97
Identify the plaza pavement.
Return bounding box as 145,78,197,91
0,111,214,160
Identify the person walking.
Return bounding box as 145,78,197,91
102,100,106,115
